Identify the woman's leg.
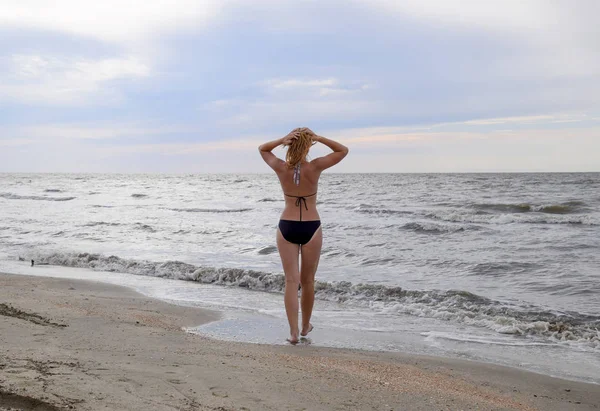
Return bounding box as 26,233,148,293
300,226,322,336
276,228,301,342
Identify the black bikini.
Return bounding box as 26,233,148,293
279,193,321,245
278,163,321,246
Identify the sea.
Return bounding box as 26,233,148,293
1,172,599,384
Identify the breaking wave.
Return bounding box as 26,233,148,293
27,251,600,350
473,201,586,215
425,210,598,226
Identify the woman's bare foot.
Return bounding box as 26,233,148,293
287,329,300,345
286,337,299,345
300,323,313,337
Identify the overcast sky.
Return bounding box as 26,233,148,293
1,0,599,173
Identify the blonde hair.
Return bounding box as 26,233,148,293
285,129,314,168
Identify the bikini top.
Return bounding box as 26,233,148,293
286,162,316,221
283,192,317,221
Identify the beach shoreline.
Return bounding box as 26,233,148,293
1,272,599,411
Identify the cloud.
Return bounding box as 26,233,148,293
367,0,600,52
95,139,260,156
461,115,561,126
0,54,149,105
198,76,376,130
0,138,38,147
371,0,552,32
263,78,338,90
261,77,371,98
372,0,600,85
0,0,224,45
340,127,600,147
13,124,171,140
2,121,266,149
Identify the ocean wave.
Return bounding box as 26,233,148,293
364,242,387,248
425,211,599,226
473,201,586,215
134,223,156,232
468,261,540,276
359,257,397,266
0,192,76,202
28,251,600,349
398,222,474,234
257,245,278,255
44,189,63,193
131,194,148,198
258,198,280,202
355,206,414,216
82,221,121,227
559,178,600,186
167,207,252,213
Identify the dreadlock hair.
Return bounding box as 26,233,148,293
285,129,315,168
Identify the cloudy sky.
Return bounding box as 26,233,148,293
1,0,599,172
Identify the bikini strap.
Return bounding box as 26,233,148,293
284,193,317,199
284,193,317,221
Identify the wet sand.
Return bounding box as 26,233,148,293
1,273,598,410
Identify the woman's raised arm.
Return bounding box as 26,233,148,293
310,134,349,171
258,131,299,171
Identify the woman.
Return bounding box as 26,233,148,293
258,127,349,344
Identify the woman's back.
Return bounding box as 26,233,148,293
277,161,321,221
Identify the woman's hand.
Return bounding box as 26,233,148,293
282,130,299,146
295,127,320,143
281,127,321,145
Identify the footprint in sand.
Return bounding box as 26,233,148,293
209,386,229,398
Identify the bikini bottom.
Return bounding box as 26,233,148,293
278,220,321,245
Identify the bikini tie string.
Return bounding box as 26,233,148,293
295,196,308,221
294,196,309,211
284,192,316,222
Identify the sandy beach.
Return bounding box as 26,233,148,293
0,273,598,411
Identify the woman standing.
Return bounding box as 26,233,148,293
259,127,349,344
